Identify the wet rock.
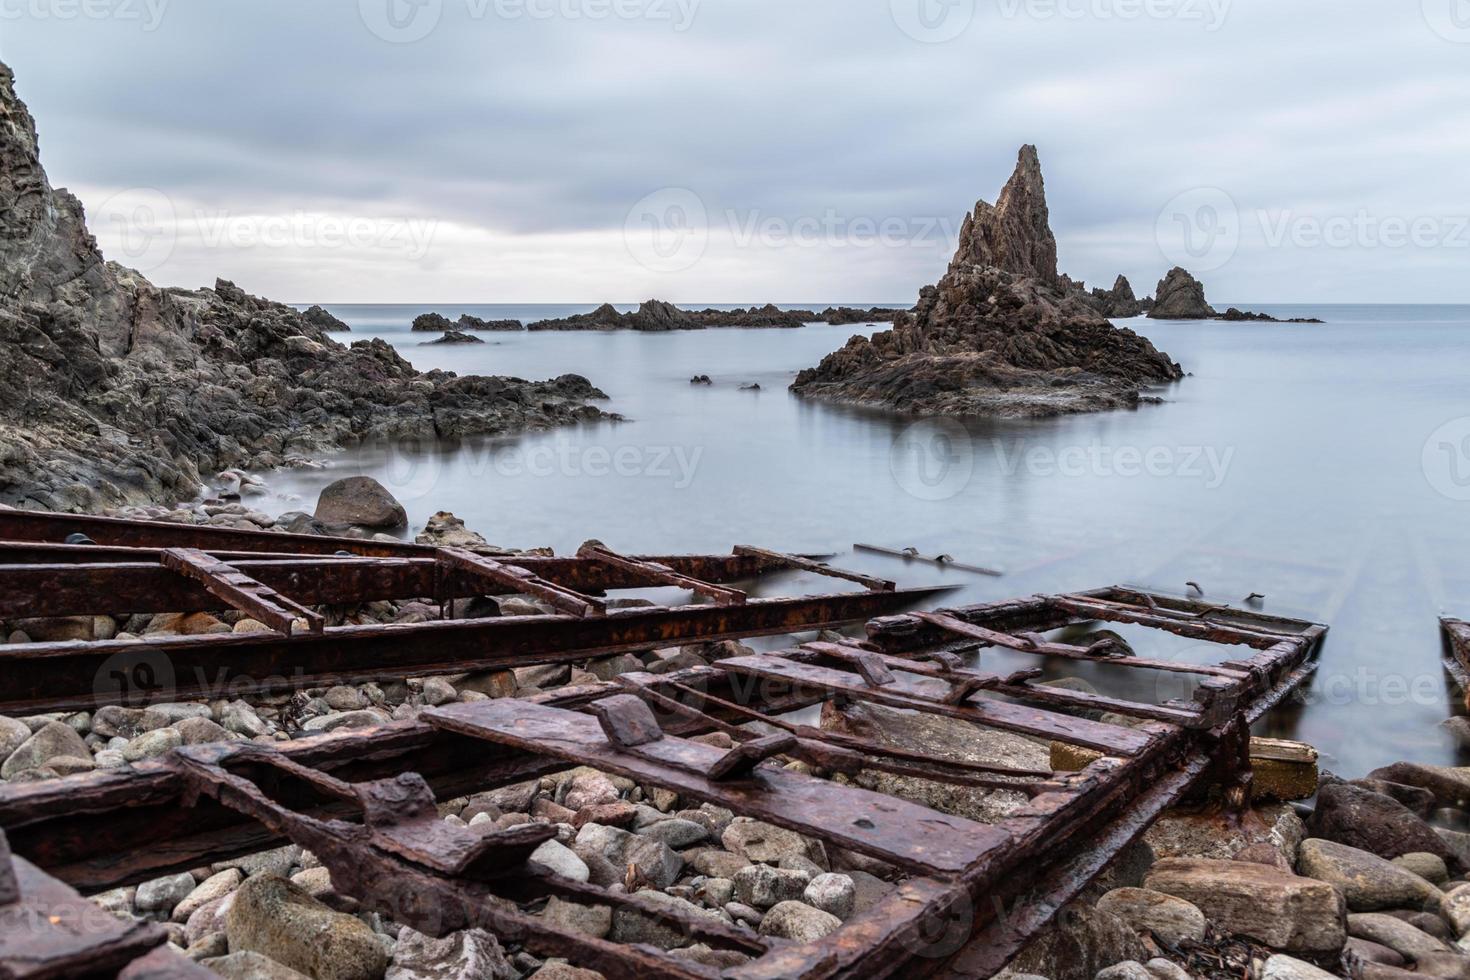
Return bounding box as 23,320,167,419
2,721,92,778
818,699,1048,823
1094,887,1207,945
1347,913,1451,959
802,872,856,920
1297,838,1442,912
387,927,515,980
757,900,842,941
1353,779,1438,819
1369,764,1470,811
174,870,243,922
1260,956,1339,980
539,896,611,939
1310,784,1456,868
733,864,809,909
1144,857,1345,954
529,840,590,883
423,330,485,345
314,476,408,529
203,951,313,979
136,872,198,915
226,874,388,980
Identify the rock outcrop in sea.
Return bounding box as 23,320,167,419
0,60,609,512
525,302,904,332
790,146,1184,418
1148,268,1324,323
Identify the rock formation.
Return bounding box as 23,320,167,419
301,305,349,332
410,312,454,332
456,313,523,331
791,146,1183,418
0,59,609,512
1148,268,1217,320
1089,276,1147,318
819,306,906,325
422,330,485,345
528,301,815,331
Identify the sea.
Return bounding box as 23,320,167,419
260,302,1470,778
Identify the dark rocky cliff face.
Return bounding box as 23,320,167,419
790,147,1183,418
0,61,608,512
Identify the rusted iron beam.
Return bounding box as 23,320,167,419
435,547,606,618
0,551,809,619
1050,594,1298,649
160,548,325,636
579,544,747,606
0,586,944,716
733,545,896,592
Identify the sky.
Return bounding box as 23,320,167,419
2,0,1468,304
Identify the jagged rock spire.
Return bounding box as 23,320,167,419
951,145,1060,287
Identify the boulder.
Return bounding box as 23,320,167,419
1144,857,1345,954
528,840,589,883
225,874,389,980
1438,881,1470,935
2,721,91,778
1310,784,1456,868
1368,764,1470,811
0,715,31,759
611,891,720,949
999,902,1151,980
314,477,407,529
135,872,198,915
1394,852,1450,885
803,873,857,920
1260,956,1340,980
386,927,515,980
573,823,682,889
1347,913,1451,960
757,901,842,941
1094,887,1207,945
733,864,810,909
204,952,313,980
539,897,612,940
1147,267,1216,319
722,818,827,868
1296,838,1442,912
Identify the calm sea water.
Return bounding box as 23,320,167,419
268,302,1470,778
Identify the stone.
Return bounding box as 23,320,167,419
1297,838,1442,912
733,864,810,909
1310,783,1456,867
528,963,603,980
1368,764,1470,812
419,677,457,707
185,893,236,945
539,896,612,939
1148,267,1216,319
203,951,313,980
636,818,708,849
1142,960,1191,980
174,869,243,922
688,848,752,879
122,728,184,762
1144,857,1345,954
90,706,144,740
1094,887,1207,945
611,891,720,949
225,875,388,980
288,868,335,900
314,477,407,529
1346,913,1451,959
386,927,515,980
803,873,856,920
847,869,895,914
2,721,92,778
1095,964,1153,980
323,686,369,711
1145,803,1305,864
1440,882,1470,934
695,877,734,908
302,709,390,734
136,872,198,915
757,900,842,941
221,702,271,738
1260,956,1339,979
457,670,516,699
173,716,230,746
0,715,34,758
528,840,590,883
1395,852,1451,885
574,802,636,829
140,703,213,730
722,818,827,868
1346,937,1407,966
573,823,682,889
563,771,620,810
1415,953,1470,979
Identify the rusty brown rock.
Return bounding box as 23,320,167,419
1144,857,1346,954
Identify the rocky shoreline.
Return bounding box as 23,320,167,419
790,147,1185,419
0,60,612,514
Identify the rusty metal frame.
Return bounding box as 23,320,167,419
0,585,1325,979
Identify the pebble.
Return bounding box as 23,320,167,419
529,839,590,883
136,872,198,915
803,872,857,920
757,900,842,941
174,869,244,923
733,864,809,909
122,728,183,762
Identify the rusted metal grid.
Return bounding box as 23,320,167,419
0,512,933,716
0,586,1325,979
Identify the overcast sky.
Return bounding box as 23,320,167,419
2,1,1467,304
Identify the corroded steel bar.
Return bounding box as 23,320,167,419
0,587,946,715
435,547,606,618
160,548,325,636
0,552,800,618
733,544,895,592
580,545,747,606
1051,594,1298,649
427,699,1011,877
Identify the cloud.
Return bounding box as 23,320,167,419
2,0,1466,301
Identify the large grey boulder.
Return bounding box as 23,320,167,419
314,477,407,529
1144,857,1345,954
1094,887,1207,945
2,721,92,778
